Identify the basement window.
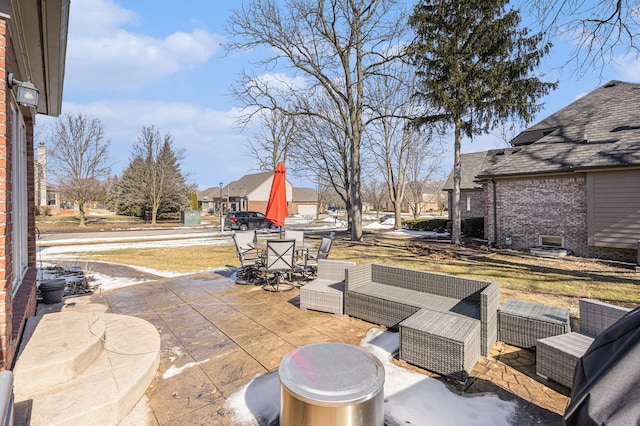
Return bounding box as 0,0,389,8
539,235,564,248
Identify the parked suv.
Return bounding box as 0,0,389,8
225,211,275,231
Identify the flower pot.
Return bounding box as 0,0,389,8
39,278,67,304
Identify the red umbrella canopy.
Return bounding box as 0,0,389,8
265,162,288,227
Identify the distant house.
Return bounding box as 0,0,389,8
445,81,640,263
291,187,318,216
199,171,318,216
442,151,496,220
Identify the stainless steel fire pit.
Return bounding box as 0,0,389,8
279,342,385,426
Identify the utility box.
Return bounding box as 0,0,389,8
180,209,201,226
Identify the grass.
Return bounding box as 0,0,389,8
50,230,640,314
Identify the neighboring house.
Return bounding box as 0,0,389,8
35,143,61,214
442,151,497,220
0,0,69,369
451,80,639,263
291,187,318,216
199,171,318,216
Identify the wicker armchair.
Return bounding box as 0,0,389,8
536,298,631,388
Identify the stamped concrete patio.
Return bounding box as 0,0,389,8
47,269,571,425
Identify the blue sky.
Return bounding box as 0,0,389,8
35,0,640,191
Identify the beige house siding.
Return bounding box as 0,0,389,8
587,170,640,250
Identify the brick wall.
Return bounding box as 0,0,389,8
0,18,38,370
486,175,636,263
447,189,484,220
0,17,10,370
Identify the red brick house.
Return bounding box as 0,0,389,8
0,0,69,369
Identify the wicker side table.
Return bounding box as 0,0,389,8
400,309,481,382
498,299,570,350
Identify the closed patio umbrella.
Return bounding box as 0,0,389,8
265,162,288,233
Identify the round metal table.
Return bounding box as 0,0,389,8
279,342,385,426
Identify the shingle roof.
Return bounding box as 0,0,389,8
292,187,317,202
442,149,517,190
478,80,640,178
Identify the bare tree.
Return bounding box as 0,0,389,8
366,61,440,229
524,0,640,76
246,109,296,171
130,126,188,224
404,148,442,219
289,110,352,221
48,113,111,226
361,178,387,217
227,0,408,241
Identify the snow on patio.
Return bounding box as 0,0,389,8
226,328,522,426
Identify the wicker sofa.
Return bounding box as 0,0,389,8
536,298,631,388
300,259,356,315
344,263,500,380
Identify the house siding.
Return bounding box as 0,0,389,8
587,170,640,250
486,175,636,263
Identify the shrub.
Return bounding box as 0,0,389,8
462,217,484,238
36,206,52,216
403,218,449,231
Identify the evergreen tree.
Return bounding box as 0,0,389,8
407,0,557,244
116,127,189,223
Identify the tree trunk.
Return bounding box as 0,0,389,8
78,203,86,227
452,121,462,245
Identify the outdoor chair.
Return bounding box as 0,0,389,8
232,232,263,285
536,298,631,388
298,232,334,278
261,239,296,292
285,229,306,261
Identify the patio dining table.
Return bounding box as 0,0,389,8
249,240,315,261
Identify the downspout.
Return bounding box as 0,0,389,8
492,178,497,246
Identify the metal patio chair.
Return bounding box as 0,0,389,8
298,232,334,278
261,239,296,292
232,231,263,285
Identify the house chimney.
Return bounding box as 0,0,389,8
583,133,589,144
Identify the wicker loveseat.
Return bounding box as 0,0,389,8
344,263,500,380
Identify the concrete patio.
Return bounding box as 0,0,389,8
15,268,571,425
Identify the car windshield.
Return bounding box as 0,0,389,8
257,213,265,218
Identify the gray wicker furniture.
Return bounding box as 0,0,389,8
536,298,631,388
498,299,570,349
344,263,500,379
400,309,481,381
300,259,356,315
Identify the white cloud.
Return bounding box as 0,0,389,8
40,99,255,188
247,73,308,94
65,0,222,91
612,53,640,81
70,0,138,37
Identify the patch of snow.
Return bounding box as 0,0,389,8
364,221,394,229
224,329,517,425
162,358,210,379
226,371,281,426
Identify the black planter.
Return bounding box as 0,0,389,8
39,278,67,304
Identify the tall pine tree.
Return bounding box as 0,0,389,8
407,0,556,244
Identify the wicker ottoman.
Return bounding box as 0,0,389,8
498,299,570,350
399,309,481,381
